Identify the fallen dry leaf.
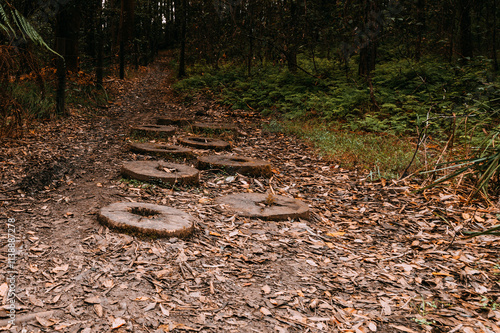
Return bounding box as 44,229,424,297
111,317,126,329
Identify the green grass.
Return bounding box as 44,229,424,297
264,119,419,179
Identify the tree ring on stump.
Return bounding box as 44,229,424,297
129,142,194,158
192,122,238,134
130,125,176,139
216,193,309,221
178,136,231,151
97,202,196,238
156,116,194,126
197,155,272,177
121,161,199,185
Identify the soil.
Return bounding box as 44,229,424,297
0,55,499,333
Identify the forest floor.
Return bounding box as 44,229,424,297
0,54,499,333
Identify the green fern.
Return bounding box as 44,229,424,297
0,3,59,56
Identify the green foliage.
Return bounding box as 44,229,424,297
421,125,500,198
9,81,54,119
174,54,500,187
0,3,59,55
174,61,371,121
175,56,500,143
263,119,418,179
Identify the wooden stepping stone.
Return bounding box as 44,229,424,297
156,116,194,126
130,125,176,139
216,193,309,221
121,161,199,185
97,202,196,238
129,142,194,158
197,155,272,177
178,136,231,151
192,122,238,134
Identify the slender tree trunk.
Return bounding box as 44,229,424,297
286,49,298,73
119,40,125,79
493,0,499,71
55,38,67,116
85,0,97,58
178,0,187,78
415,0,426,61
247,27,253,76
119,0,135,79
459,0,473,59
286,0,299,73
55,2,81,72
358,0,379,77
96,0,104,87
54,2,81,116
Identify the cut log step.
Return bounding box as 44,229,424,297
121,161,199,186
197,154,272,177
216,193,309,221
129,142,194,158
178,136,231,151
97,202,196,238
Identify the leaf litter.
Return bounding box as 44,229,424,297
0,56,499,332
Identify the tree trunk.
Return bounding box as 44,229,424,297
54,1,81,116
286,0,299,73
55,38,67,116
358,0,379,77
119,0,135,79
358,42,377,77
493,0,499,71
55,2,81,72
96,0,104,87
247,27,253,76
415,0,426,61
286,49,298,73
178,0,187,78
459,0,473,59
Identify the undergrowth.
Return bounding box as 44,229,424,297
2,68,112,137
174,55,500,180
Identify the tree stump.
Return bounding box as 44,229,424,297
197,155,272,177
121,161,199,185
130,125,176,139
97,202,196,238
216,193,309,220
129,142,194,158
178,136,231,151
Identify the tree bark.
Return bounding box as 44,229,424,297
459,0,473,59
493,0,499,71
286,0,299,73
119,0,135,79
55,38,67,116
415,0,426,61
96,0,104,87
358,0,379,77
55,2,81,72
178,0,187,78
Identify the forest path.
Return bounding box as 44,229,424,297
0,55,498,333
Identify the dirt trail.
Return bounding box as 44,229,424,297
0,56,499,333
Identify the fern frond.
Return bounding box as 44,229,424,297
0,4,16,37
0,3,60,56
